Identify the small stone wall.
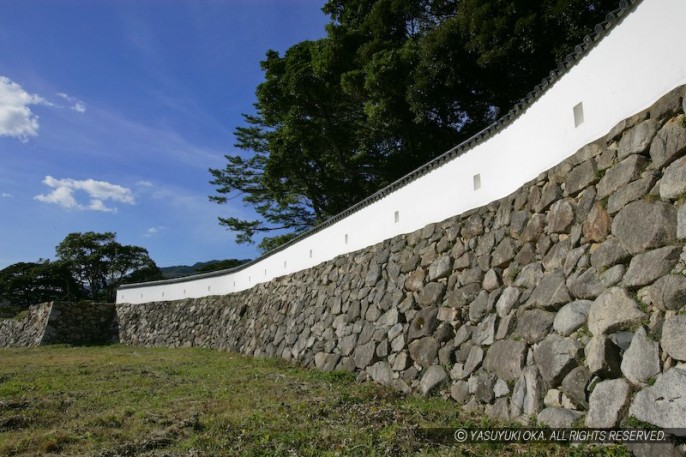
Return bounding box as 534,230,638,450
42,301,117,345
0,302,52,347
116,86,686,432
0,302,117,347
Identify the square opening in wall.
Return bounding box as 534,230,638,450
574,102,584,127
473,173,481,190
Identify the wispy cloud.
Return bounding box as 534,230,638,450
1,192,13,198
34,176,135,213
56,92,86,113
144,225,168,237
0,75,51,141
136,180,154,187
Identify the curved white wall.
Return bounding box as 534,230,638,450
118,0,686,305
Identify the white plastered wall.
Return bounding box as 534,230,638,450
118,0,686,305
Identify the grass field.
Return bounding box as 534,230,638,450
0,345,631,456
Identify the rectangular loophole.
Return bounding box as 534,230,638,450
473,173,481,190
574,102,584,127
309,249,313,258
394,211,399,223
283,261,287,268
344,234,348,244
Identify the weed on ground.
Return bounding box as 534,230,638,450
0,345,630,456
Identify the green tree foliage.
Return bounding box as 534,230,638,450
0,260,82,308
194,259,250,273
210,0,618,251
56,232,160,302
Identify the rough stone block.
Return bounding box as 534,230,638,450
597,155,646,199
428,255,452,281
590,237,630,269
408,336,439,368
623,246,680,288
621,327,660,386
533,334,582,386
582,202,610,242
661,315,686,361
491,238,517,268
650,115,686,169
495,286,520,318
606,176,654,215
611,200,676,254
368,361,393,385
417,282,445,307
617,119,657,160
554,300,591,336
567,268,605,299
471,313,496,346
660,156,686,200
514,309,555,343
650,275,686,311
407,307,439,342
588,287,646,336
560,366,590,410
510,366,544,418
527,270,571,310
586,379,629,427
678,203,686,240
463,345,484,377
547,199,575,233
420,365,447,396
629,367,686,428
473,371,497,404
538,407,584,428
482,339,526,381
450,380,470,404
521,213,546,242
649,87,684,122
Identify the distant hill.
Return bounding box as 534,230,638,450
160,259,250,279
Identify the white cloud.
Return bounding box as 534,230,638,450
34,176,135,213
56,92,86,113
144,225,167,237
136,180,154,187
0,76,50,141
1,192,12,198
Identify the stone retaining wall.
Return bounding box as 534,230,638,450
116,86,686,431
0,302,116,347
43,301,117,346
0,302,52,347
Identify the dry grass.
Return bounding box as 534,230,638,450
0,345,630,456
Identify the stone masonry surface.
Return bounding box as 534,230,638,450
0,301,116,347
114,86,686,432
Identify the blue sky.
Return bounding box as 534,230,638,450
0,0,329,268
